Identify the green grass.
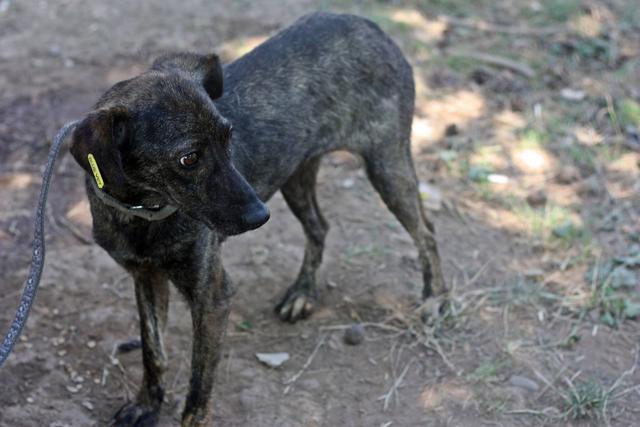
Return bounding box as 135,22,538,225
488,277,564,310
468,358,508,383
342,243,389,264
519,128,549,147
443,55,478,74
563,379,608,420
588,259,640,328
546,0,582,22
513,203,584,243
524,0,582,23
565,143,596,169
618,99,640,128
417,0,491,17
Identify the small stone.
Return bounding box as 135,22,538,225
66,385,81,393
560,88,586,101
255,352,289,368
556,166,580,184
26,397,34,404
445,123,459,137
509,375,540,392
487,174,509,184
86,340,96,349
526,189,547,207
343,324,365,346
625,125,639,149
470,68,492,85
81,401,94,411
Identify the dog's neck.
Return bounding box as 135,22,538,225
89,178,178,221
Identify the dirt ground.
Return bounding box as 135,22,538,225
1,0,639,426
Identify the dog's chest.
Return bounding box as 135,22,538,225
92,212,201,269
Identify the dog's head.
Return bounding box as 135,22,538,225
69,53,269,235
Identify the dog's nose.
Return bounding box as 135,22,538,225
240,202,270,230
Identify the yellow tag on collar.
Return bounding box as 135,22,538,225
87,153,105,189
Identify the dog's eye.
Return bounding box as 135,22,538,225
179,152,199,168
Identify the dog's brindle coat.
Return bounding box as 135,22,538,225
69,13,446,426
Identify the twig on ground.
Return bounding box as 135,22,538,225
447,50,536,78
58,215,92,245
422,336,456,372
283,334,326,395
534,365,569,401
320,320,404,334
438,14,565,37
378,357,415,411
603,346,639,426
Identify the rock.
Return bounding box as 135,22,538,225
255,352,289,368
556,166,580,184
66,384,82,393
625,125,639,150
560,88,586,101
526,189,547,207
470,68,492,85
116,339,141,354
343,324,365,346
509,375,540,392
81,401,94,411
445,123,459,137
487,174,509,184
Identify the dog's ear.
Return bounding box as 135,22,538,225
70,107,130,195
152,53,223,99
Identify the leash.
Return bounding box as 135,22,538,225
0,120,79,367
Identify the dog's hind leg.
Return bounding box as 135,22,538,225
275,156,329,322
112,268,169,427
362,143,447,301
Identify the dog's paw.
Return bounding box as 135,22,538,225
111,402,160,427
275,288,317,323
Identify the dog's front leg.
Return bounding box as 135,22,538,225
112,267,169,427
181,266,232,427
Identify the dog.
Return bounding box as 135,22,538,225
69,12,447,426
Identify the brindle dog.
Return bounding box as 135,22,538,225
70,12,447,426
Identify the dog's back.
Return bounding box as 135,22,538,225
219,12,415,199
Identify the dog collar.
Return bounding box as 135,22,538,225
89,178,178,221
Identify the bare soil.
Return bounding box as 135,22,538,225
1,1,639,426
